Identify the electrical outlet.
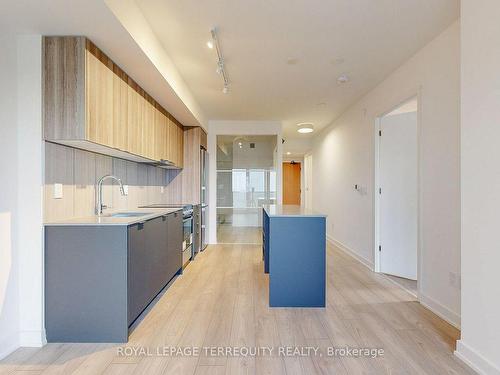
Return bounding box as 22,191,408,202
160,186,164,194
53,183,63,199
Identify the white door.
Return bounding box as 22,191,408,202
379,111,417,280
304,154,313,209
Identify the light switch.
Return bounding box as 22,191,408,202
53,183,63,199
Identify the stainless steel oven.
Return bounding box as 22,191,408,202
182,208,193,266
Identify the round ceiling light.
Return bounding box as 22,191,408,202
297,123,314,134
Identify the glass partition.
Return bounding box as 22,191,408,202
216,135,277,243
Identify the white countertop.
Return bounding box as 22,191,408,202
44,207,183,226
263,204,327,217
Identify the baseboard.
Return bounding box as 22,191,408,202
19,329,46,347
327,236,374,271
455,340,500,375
0,332,19,360
419,293,461,329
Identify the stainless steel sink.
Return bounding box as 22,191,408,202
106,212,152,218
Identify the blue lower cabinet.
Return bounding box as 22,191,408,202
263,209,326,307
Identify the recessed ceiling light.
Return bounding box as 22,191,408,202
286,151,291,155
337,74,350,84
207,41,214,49
297,123,314,134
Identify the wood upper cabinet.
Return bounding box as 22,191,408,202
153,107,169,162
85,43,114,148
126,82,141,156
43,36,184,168
113,67,128,152
181,126,206,203
167,119,184,168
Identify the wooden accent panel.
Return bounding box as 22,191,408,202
283,162,301,205
43,36,86,140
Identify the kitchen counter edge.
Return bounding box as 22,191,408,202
44,208,183,227
263,204,327,218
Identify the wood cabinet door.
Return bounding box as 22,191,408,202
112,70,128,151
142,99,155,160
161,112,169,161
127,86,143,156
153,107,163,161
167,118,177,166
85,49,114,147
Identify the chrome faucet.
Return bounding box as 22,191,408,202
96,175,126,216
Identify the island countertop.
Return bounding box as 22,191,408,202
263,204,327,218
44,207,182,226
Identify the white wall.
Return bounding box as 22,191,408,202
311,21,461,326
457,1,500,373
207,120,282,244
0,34,21,359
0,35,44,360
17,35,44,348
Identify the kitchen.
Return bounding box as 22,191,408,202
1,1,489,374
42,36,212,342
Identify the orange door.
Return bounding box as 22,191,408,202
283,162,301,205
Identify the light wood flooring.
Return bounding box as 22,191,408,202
383,274,418,297
216,225,262,244
0,243,474,375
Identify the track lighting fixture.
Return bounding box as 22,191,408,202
209,27,230,94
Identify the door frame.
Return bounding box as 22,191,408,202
374,91,422,297
304,153,313,209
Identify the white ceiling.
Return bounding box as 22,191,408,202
136,0,459,139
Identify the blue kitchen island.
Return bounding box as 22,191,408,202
262,205,327,307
